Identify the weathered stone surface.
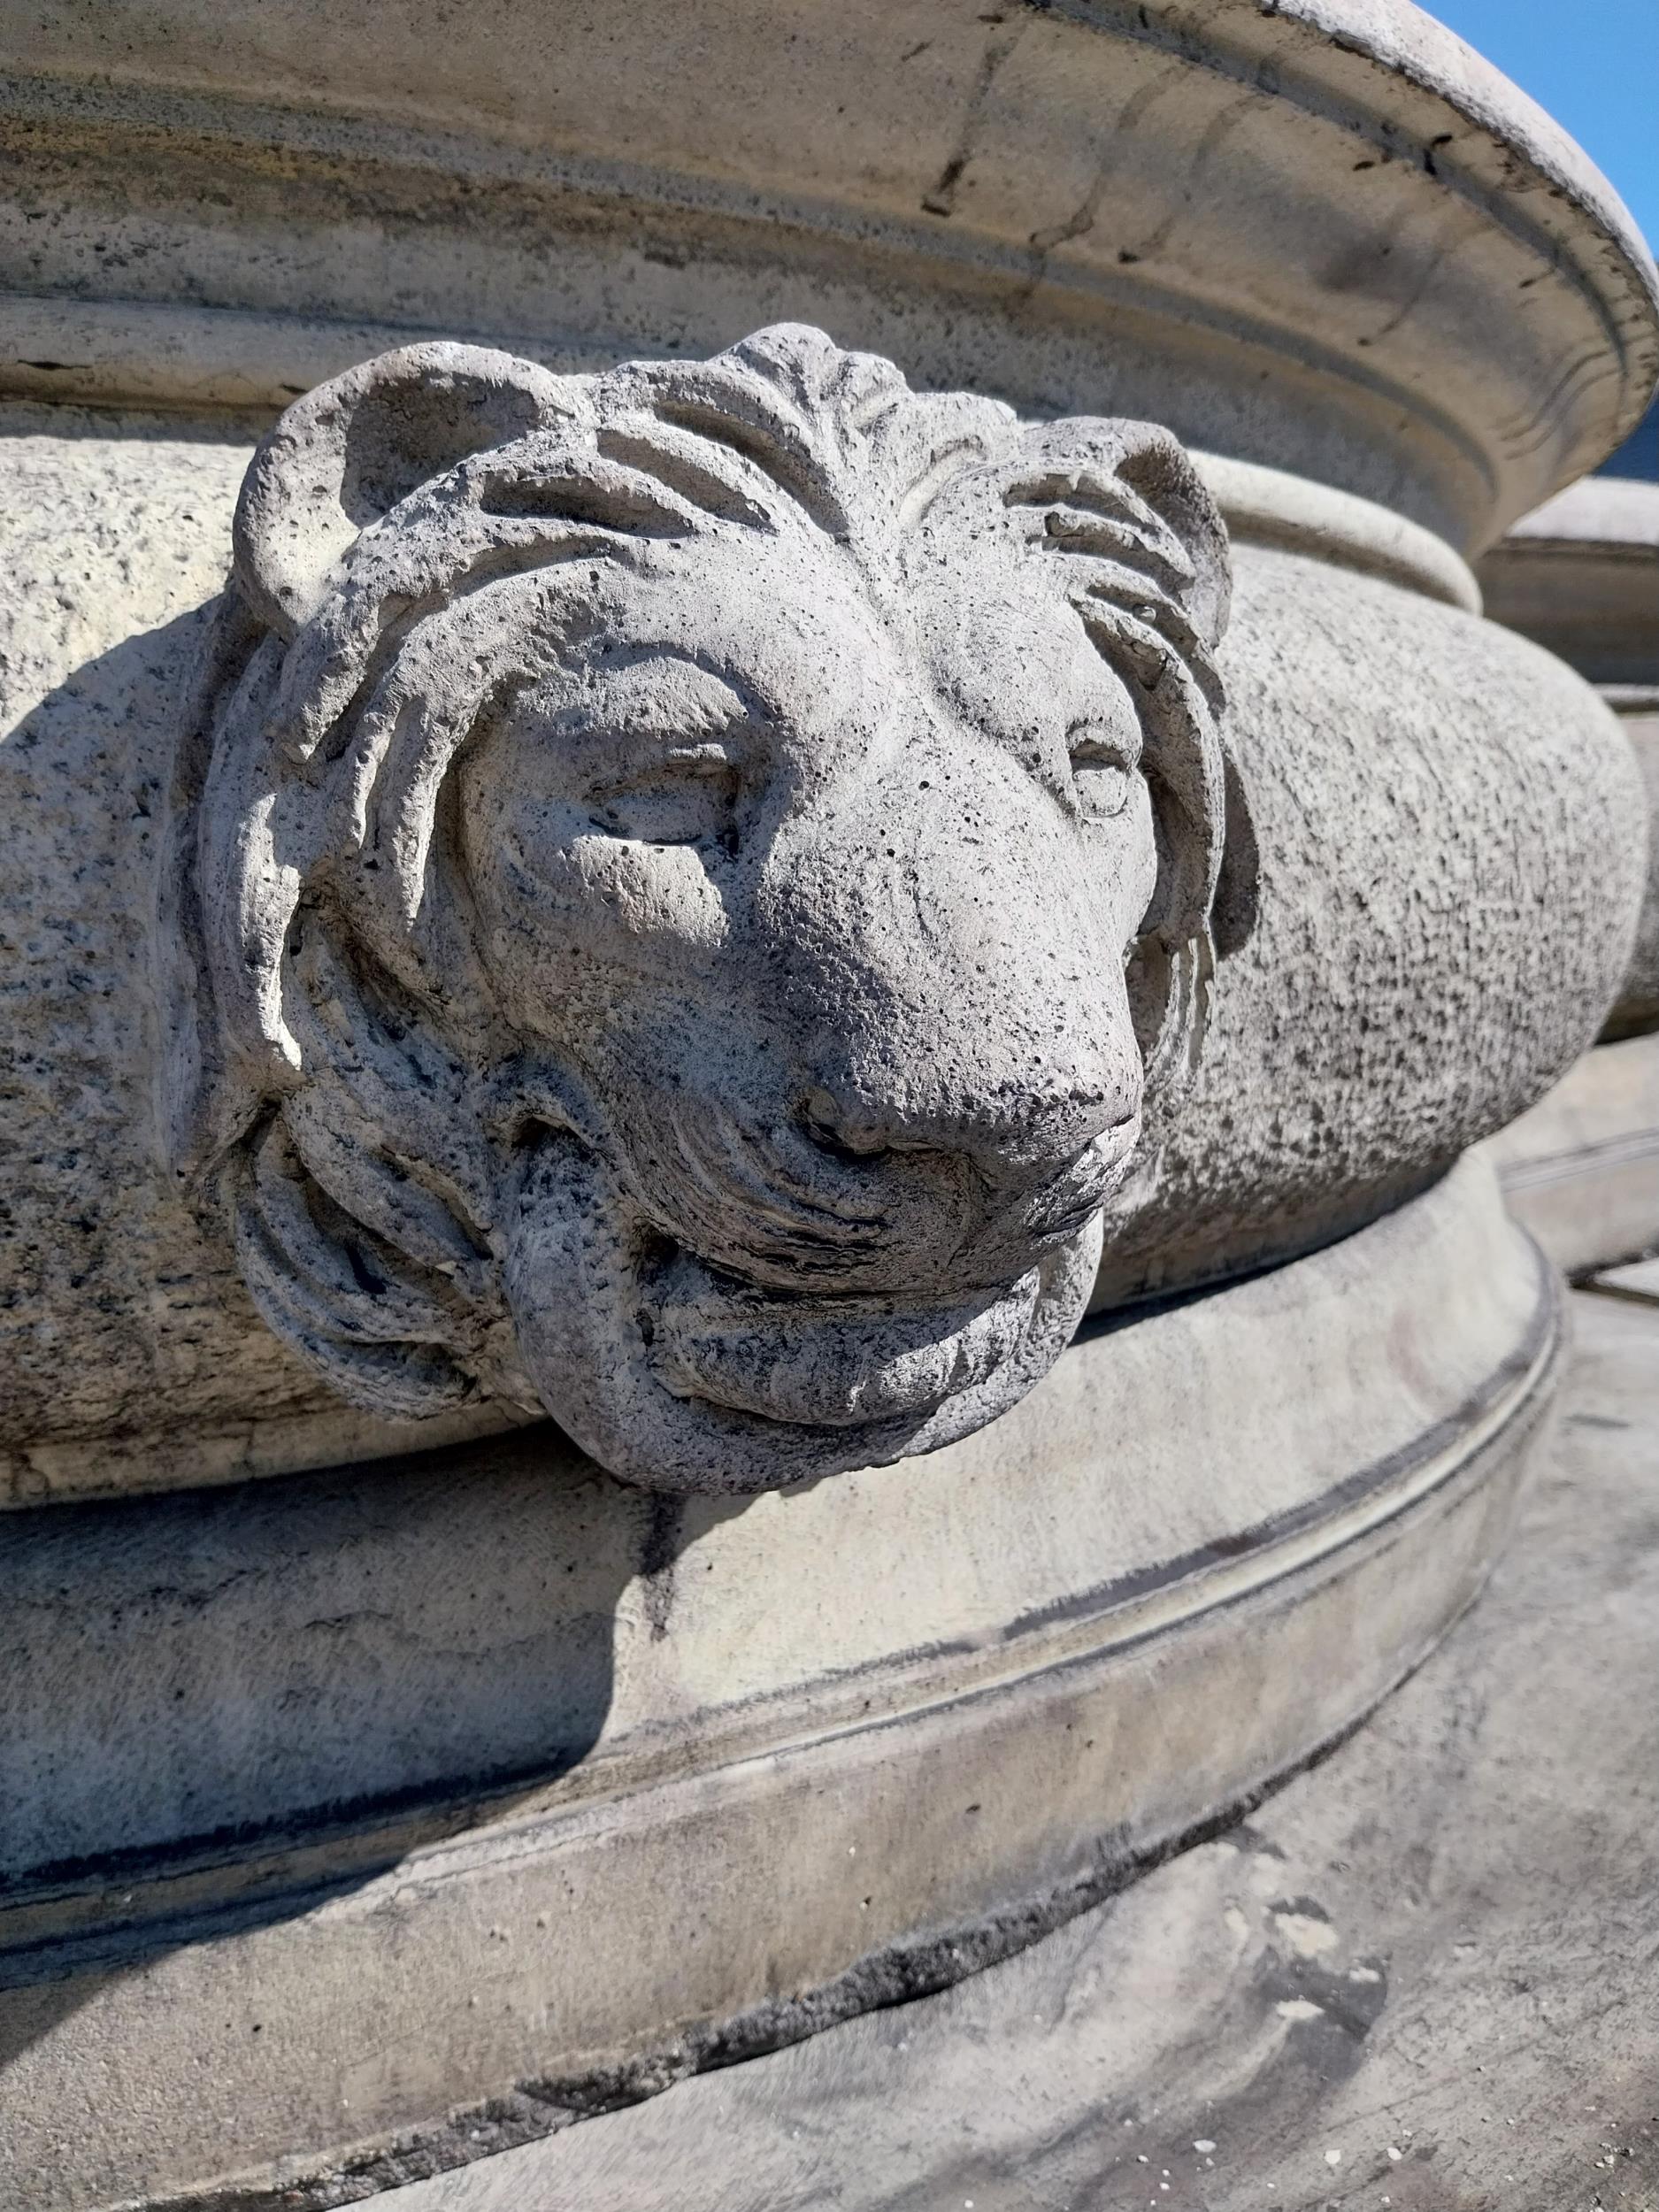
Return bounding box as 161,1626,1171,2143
1,390,1644,1498
1478,474,1659,1276
0,405,523,1500
1610,714,1659,1041
163,326,1233,1494
4,0,1655,1498
368,1288,1659,2212
0,1157,1557,2209
1479,475,1659,1041
1,0,1655,548
1093,545,1645,1304
0,2,1653,2201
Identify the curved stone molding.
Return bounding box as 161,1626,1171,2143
0,1156,1557,2211
1196,452,1481,613
1479,473,1659,1274
1479,475,1659,692
0,9,1629,2202
1479,474,1659,1039
1486,1032,1659,1279
1089,537,1646,1306
165,326,1233,1494
1605,712,1659,1043
0,0,1655,549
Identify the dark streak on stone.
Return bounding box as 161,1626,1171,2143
1256,1946,1390,2046
640,1492,682,1640
137,1700,1388,2212
921,19,1025,218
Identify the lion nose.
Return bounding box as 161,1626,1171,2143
798,1067,1135,1183
803,1087,896,1159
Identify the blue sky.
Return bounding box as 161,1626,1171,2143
1425,0,1658,250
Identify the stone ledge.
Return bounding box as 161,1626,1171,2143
368,1285,1659,2212
0,1161,1556,2208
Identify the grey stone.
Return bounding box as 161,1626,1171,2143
0,1156,1557,2209
1,0,1655,547
1479,477,1659,1039
0,4,1650,2203
170,326,1234,1492
1479,474,1659,693
1,402,1643,1501
1479,476,1659,1276
1489,1028,1659,1277
372,1287,1659,2212
0,404,524,1503
1091,546,1646,1305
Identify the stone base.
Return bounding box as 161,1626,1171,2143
0,1159,1557,2210
369,1284,1659,2212
1488,1028,1659,1274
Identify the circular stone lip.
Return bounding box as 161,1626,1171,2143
1,0,1654,543
0,1163,1560,2212
1499,473,1659,551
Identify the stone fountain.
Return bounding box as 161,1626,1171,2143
0,3,1654,2204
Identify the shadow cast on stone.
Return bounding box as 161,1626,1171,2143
0,1417,750,2074
0,590,749,2076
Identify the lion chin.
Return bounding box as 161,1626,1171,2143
502,1135,1109,1495
642,1258,1051,1430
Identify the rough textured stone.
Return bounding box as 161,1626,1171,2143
1092,545,1646,1304
0,1160,1556,2210
369,1288,1659,2212
0,404,520,1500
1,0,1655,546
164,326,1235,1494
0,4,1651,2202
1,384,1643,1495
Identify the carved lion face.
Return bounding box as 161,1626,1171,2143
172,326,1232,1493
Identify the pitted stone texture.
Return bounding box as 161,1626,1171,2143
0,396,1643,1499
2,0,1655,545
169,326,1233,1494
1092,543,1647,1306
0,405,523,1502
0,414,311,1449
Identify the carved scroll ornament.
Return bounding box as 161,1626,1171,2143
165,325,1233,1493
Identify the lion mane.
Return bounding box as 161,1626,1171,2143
160,325,1233,1434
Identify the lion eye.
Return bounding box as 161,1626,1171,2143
588,743,741,849
1068,727,1141,823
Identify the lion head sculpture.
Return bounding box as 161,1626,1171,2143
165,324,1233,1493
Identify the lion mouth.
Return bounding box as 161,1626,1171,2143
641,1249,1046,1429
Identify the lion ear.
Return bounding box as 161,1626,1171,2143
232,342,577,636
1109,423,1233,653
